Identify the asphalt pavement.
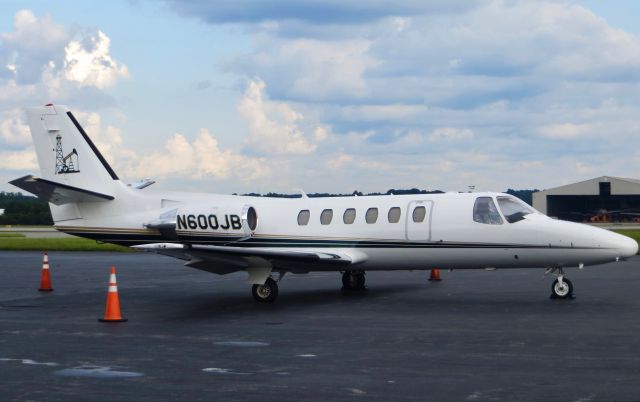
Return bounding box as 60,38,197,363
1,251,640,401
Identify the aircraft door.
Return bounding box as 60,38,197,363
406,200,433,241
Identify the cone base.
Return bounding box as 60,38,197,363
428,278,442,282
38,288,54,292
98,318,128,322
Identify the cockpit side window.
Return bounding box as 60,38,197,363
473,197,503,225
497,196,535,223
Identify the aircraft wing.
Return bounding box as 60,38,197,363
133,243,367,275
10,175,114,205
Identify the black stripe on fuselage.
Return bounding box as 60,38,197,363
61,230,606,250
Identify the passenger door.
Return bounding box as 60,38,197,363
406,200,433,241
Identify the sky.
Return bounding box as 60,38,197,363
1,0,640,195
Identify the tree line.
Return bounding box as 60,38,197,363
0,192,53,226
1,188,538,226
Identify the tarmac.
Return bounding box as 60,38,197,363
1,251,640,401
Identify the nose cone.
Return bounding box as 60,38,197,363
586,226,638,261
618,234,639,258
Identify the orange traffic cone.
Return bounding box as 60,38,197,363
98,266,127,322
38,252,53,292
428,268,442,282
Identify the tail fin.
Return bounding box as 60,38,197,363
12,104,120,204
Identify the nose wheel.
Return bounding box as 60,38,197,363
546,267,574,299
551,277,573,299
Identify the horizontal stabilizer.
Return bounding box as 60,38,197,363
10,175,114,205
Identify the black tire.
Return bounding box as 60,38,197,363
355,272,366,290
551,277,573,299
342,271,366,290
252,277,278,303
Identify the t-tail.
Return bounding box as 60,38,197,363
10,104,129,224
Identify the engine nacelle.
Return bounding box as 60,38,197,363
175,204,258,239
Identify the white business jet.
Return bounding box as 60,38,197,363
10,105,638,302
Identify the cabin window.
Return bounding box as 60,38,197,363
497,196,535,223
297,210,310,226
365,208,378,224
388,207,401,223
320,209,334,225
343,208,356,224
473,197,503,225
412,206,426,223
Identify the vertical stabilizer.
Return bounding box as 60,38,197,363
26,104,119,197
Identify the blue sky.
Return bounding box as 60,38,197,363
1,0,640,194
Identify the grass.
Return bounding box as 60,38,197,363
0,233,26,238
0,237,131,252
1,225,52,228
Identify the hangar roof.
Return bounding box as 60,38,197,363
536,176,640,196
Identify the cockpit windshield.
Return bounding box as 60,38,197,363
497,196,536,223
473,197,503,225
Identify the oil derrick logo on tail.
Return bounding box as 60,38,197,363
54,134,79,174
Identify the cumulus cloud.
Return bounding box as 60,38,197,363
187,0,640,191
64,31,130,89
0,109,30,146
0,148,38,170
238,78,329,155
6,2,640,194
327,153,353,170
0,10,129,105
70,111,270,183
0,10,69,84
126,129,270,181
229,38,377,101
0,10,131,184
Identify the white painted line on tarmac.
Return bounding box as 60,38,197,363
0,358,59,367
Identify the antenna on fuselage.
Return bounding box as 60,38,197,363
295,189,309,199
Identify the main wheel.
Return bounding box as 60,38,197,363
252,277,278,303
342,271,366,290
551,277,573,299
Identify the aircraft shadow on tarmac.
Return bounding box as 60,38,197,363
162,283,427,320
160,282,624,322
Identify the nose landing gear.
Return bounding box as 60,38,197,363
546,267,575,300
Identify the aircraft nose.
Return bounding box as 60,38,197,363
619,234,639,258
603,230,639,259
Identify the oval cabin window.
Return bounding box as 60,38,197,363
320,209,333,225
365,208,378,224
343,208,356,224
412,206,426,223
388,207,401,223
297,210,310,226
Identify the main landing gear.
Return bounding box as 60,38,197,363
252,277,279,303
546,267,574,300
342,270,366,291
